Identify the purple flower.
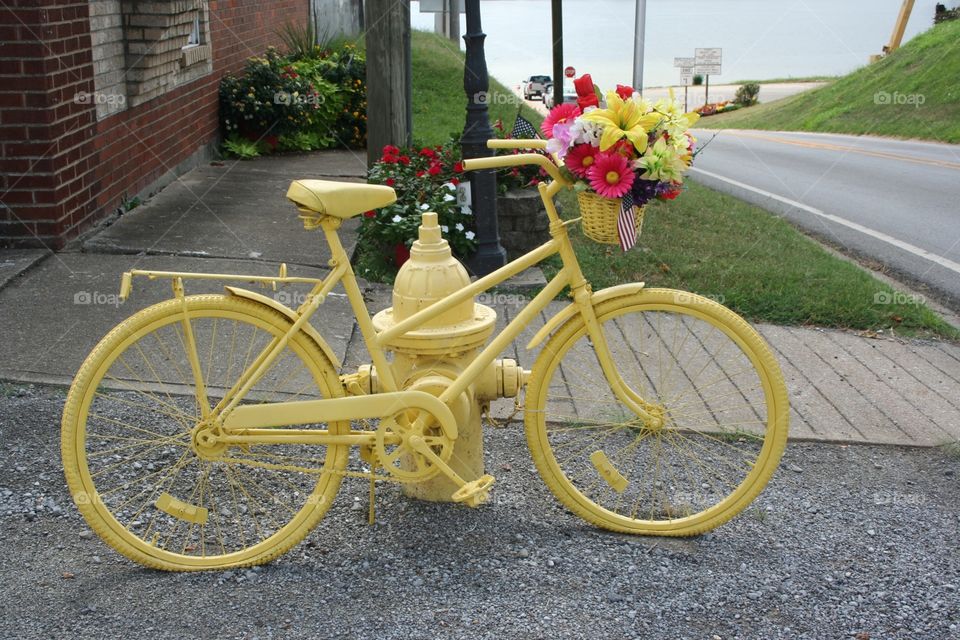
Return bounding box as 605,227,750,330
631,178,663,206
545,121,577,158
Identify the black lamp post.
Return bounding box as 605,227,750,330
460,0,506,276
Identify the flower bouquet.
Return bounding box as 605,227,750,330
540,74,700,249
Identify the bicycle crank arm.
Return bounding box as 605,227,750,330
221,390,459,440
407,435,496,507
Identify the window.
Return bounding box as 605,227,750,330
185,15,201,49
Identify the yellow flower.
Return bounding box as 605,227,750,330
581,92,662,153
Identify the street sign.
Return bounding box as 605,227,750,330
419,0,465,13
695,48,722,75
680,74,692,86
679,65,694,75
673,57,694,68
564,66,575,78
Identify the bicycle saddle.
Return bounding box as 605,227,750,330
286,179,397,219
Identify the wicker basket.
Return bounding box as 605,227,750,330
576,191,644,245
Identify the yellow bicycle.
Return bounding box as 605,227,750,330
61,139,789,571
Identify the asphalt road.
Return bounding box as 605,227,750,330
689,129,960,307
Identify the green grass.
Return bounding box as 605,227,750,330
699,19,960,142
411,30,542,145
550,184,958,339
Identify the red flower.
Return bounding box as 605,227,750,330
382,154,398,164
419,147,436,158
564,143,598,178
382,145,400,156
398,155,411,166
540,102,581,139
427,164,442,176
385,177,396,186
659,185,682,200
416,170,426,178
450,177,460,186
587,151,635,198
454,161,464,173
364,210,376,218
573,74,599,110
615,84,635,100
610,139,637,159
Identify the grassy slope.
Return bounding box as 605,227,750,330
410,30,543,145
699,19,960,143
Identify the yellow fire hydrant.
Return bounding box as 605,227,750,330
370,212,523,502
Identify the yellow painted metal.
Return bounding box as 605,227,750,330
155,492,209,525
62,136,790,571
589,451,629,493
222,390,458,440
487,138,547,150
286,179,397,219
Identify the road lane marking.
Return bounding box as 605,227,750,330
690,166,960,276
716,130,960,171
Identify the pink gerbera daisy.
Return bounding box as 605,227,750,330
564,143,599,178
540,102,581,139
587,151,635,199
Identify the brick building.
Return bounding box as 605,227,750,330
0,0,310,248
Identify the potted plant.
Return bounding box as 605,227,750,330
539,74,700,249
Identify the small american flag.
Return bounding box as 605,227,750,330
617,191,638,251
510,113,540,140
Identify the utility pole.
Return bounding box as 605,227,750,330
551,0,562,108
632,0,647,93
461,0,506,276
365,0,411,166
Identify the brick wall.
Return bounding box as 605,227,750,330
0,0,309,248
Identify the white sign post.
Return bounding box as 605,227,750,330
695,48,722,105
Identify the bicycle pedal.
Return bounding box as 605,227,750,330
451,474,495,508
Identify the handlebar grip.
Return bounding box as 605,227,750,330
487,138,547,150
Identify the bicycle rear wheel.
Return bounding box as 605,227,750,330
525,289,788,536
61,295,348,570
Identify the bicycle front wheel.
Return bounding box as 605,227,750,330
61,294,349,570
525,288,788,536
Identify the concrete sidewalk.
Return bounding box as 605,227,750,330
1,151,958,447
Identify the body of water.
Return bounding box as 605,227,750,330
411,0,943,90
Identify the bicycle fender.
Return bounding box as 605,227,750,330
224,286,342,369
525,282,646,350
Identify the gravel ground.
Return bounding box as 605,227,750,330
1,384,958,640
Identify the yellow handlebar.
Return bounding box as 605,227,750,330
462,140,568,186
486,138,547,150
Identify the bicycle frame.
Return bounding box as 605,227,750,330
117,140,661,456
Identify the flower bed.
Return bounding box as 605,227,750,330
694,100,742,117
218,43,366,157
357,141,474,280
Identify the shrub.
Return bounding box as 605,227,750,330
358,141,474,279
692,74,704,86
222,135,262,159
735,82,761,106
219,47,323,141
